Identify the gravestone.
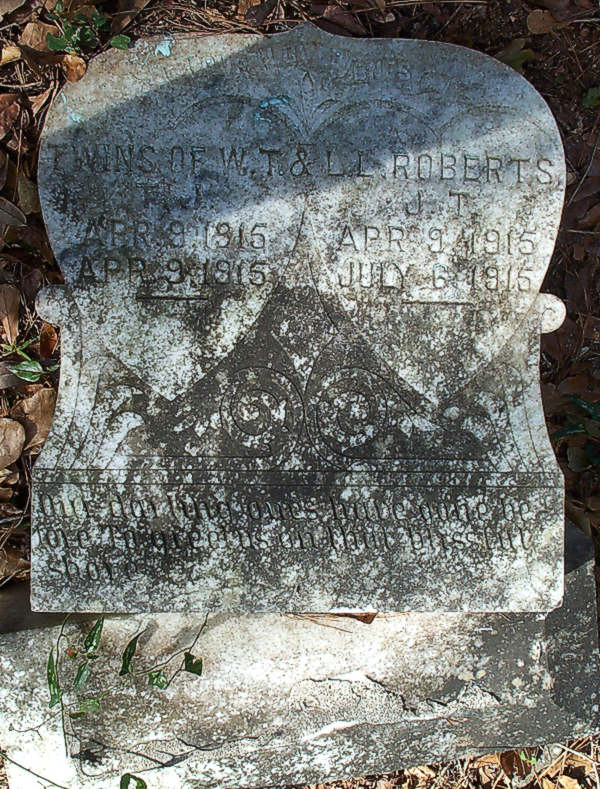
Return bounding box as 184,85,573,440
0,525,598,788
32,26,566,613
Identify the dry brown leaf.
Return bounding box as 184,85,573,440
0,151,9,192
237,0,261,15
0,0,26,18
0,544,28,579
473,753,502,768
0,44,20,65
500,750,530,779
0,360,19,388
568,751,599,775
72,3,96,20
17,44,81,82
21,265,44,302
15,382,43,396
17,171,40,214
110,0,151,34
10,387,56,452
0,195,26,227
0,467,18,485
584,495,600,512
579,203,600,229
526,9,570,33
0,283,19,343
569,175,600,203
542,779,555,789
40,321,57,357
30,87,52,117
0,501,20,520
0,94,21,140
558,777,581,789
60,53,86,82
3,222,52,261
19,21,60,51
320,4,368,35
541,382,570,418
567,444,592,472
476,766,496,789
406,765,436,780
0,418,25,468
16,43,53,75
558,373,600,398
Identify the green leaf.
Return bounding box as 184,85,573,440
183,652,203,676
47,648,63,708
73,661,90,691
148,669,169,689
8,359,43,382
80,697,101,711
497,41,536,74
77,25,98,50
46,33,69,52
119,634,140,676
84,616,104,653
509,49,536,73
69,697,101,717
583,86,600,109
120,774,147,789
110,34,131,50
92,8,108,28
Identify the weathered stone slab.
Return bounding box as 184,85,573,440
33,26,567,612
1,525,598,788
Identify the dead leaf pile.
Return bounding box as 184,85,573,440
10,41,87,83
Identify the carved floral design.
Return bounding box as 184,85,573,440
255,71,340,138
219,366,304,460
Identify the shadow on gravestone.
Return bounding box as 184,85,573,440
0,523,598,787
30,25,568,614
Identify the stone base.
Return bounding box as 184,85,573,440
0,525,598,788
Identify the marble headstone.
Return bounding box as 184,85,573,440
0,526,598,788
33,26,566,613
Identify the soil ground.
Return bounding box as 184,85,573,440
0,0,599,785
